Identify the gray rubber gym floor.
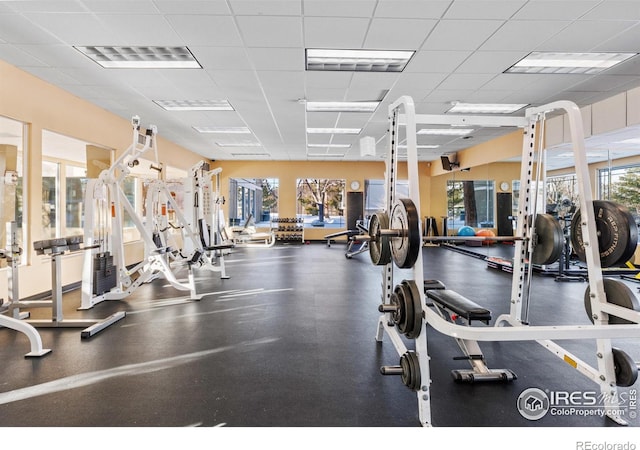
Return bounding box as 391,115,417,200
0,242,638,428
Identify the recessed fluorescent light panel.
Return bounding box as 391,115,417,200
193,126,251,134
307,153,345,158
74,46,201,69
307,144,351,148
154,100,234,111
230,153,271,157
447,103,528,114
307,127,361,134
417,128,474,136
305,101,380,112
505,52,637,74
306,49,414,72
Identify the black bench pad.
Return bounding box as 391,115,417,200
426,289,492,323
424,279,446,291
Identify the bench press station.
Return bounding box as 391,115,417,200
370,96,640,426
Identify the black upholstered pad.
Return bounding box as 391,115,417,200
426,289,492,323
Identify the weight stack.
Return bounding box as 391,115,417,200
92,252,117,296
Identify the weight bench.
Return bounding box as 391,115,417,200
424,281,516,383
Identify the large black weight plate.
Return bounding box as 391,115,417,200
369,212,391,265
393,283,412,334
532,213,564,265
584,278,640,324
400,351,421,391
570,201,638,268
390,198,421,269
401,279,423,339
612,347,638,387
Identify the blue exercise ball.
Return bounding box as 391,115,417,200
457,226,475,236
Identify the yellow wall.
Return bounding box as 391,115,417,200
0,60,209,298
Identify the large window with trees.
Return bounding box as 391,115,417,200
296,179,345,228
598,164,640,224
446,180,495,230
229,178,278,227
364,179,409,217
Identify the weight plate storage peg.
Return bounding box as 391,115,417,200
612,347,639,387
584,278,640,325
368,212,391,265
380,351,422,391
390,198,421,269
531,213,564,266
570,201,638,268
378,280,423,339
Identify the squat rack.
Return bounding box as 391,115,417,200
375,96,640,426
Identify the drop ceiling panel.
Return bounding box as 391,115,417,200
0,14,68,44
344,88,390,102
14,44,94,69
207,69,260,90
422,20,504,51
303,87,350,101
582,1,640,20
306,113,341,127
165,15,242,46
189,46,250,71
422,89,475,104
364,18,437,50
25,67,81,86
229,0,301,16
257,70,305,89
480,20,571,51
303,17,369,48
236,16,303,47
6,1,85,13
375,0,451,19
455,51,527,74
349,72,401,91
438,73,496,90
444,1,526,20
536,20,638,52
405,50,473,73
302,0,377,18
153,1,231,14
513,1,600,20
593,23,640,53
305,71,353,89
0,44,49,67
567,75,639,93
387,73,449,98
81,1,158,13
248,48,303,70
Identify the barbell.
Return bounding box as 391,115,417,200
367,197,566,268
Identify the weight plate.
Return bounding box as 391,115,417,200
612,347,639,387
393,284,411,333
400,351,421,391
401,279,423,339
570,201,638,268
584,278,640,325
387,291,402,326
532,213,564,265
390,198,421,269
369,212,391,266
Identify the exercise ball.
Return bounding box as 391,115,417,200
475,229,496,245
457,226,476,236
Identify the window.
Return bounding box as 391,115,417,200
296,178,345,228
42,160,59,239
446,180,495,230
364,179,409,217
65,165,87,236
598,164,640,224
229,178,279,226
545,174,579,217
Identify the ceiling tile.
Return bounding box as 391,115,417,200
229,0,301,16
305,71,353,89
0,14,67,44
592,22,640,53
513,1,600,20
422,20,504,51
7,1,85,12
374,0,451,19
189,46,252,70
438,73,496,90
302,0,376,17
247,47,303,70
303,87,351,101
165,15,242,46
480,20,571,51
15,44,96,68
89,14,185,45
303,17,369,48
444,1,527,19
237,16,303,47
80,1,158,13
455,51,528,73
405,50,473,73
536,20,638,52
568,75,640,93
349,72,401,91
153,1,231,14
364,18,437,50
582,1,640,20
0,44,49,67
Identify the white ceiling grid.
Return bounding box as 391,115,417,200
0,0,638,165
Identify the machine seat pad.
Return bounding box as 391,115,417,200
426,289,492,323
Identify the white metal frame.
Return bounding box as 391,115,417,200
376,96,640,426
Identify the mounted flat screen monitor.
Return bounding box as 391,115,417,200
441,155,459,171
